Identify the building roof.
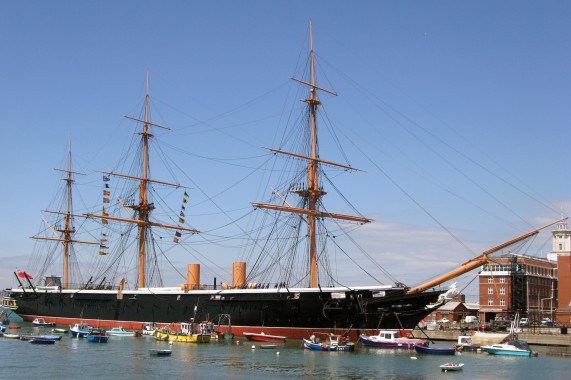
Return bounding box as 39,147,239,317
464,303,479,310
437,301,462,311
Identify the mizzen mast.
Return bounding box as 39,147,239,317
251,22,372,288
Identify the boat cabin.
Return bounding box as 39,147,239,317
373,331,400,341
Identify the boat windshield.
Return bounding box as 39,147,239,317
508,340,531,351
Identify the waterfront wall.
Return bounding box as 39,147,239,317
413,328,571,347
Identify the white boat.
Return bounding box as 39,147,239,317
440,363,464,372
482,340,535,357
454,335,478,351
32,318,56,327
107,327,138,337
70,323,92,338
360,330,427,349
141,323,156,336
149,349,172,356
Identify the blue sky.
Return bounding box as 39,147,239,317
2,1,570,301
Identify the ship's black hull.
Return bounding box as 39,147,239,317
6,286,443,340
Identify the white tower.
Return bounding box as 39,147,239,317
548,219,571,262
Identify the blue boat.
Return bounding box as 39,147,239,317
28,337,56,344
40,335,62,340
482,340,534,357
303,334,354,351
70,323,93,338
414,344,456,355
87,328,109,343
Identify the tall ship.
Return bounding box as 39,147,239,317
2,24,562,340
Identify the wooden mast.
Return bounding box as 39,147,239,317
85,71,199,289
406,217,568,294
31,138,99,289
251,21,372,288
63,139,72,288
137,71,151,289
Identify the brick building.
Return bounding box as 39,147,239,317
478,253,557,322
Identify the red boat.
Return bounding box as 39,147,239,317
8,326,21,329
243,332,287,342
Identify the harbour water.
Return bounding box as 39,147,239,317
1,321,570,379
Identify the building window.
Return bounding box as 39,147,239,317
500,287,505,295
488,278,493,284
500,299,505,306
488,287,493,295
488,299,494,306
500,277,505,283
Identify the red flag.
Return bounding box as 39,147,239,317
103,198,110,203
103,190,110,196
17,270,33,280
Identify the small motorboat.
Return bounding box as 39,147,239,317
29,337,56,344
52,328,68,334
87,328,109,343
243,332,286,342
3,333,20,339
360,331,427,349
149,349,172,356
141,323,157,336
40,335,62,340
303,334,355,352
482,339,535,357
440,363,464,372
32,318,56,327
8,325,21,329
454,335,478,351
107,327,138,337
70,323,93,338
414,345,456,355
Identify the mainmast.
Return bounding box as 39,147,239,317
87,72,199,289
252,22,372,288
32,138,99,289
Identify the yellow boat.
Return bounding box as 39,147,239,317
154,330,170,341
168,333,211,343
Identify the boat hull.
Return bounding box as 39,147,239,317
7,286,443,341
303,338,354,351
360,337,427,349
87,336,109,343
243,332,286,342
482,347,531,357
414,345,456,355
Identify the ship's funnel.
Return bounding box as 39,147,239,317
187,264,200,289
232,262,246,288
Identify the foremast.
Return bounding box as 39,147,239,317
32,138,99,289
251,22,372,288
87,72,199,289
